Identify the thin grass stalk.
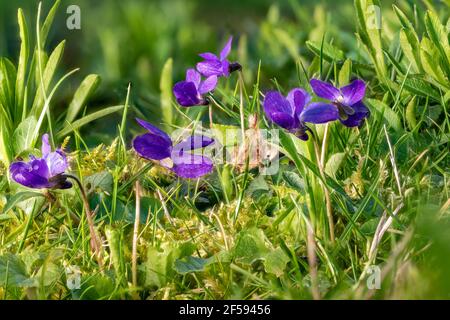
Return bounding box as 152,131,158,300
132,180,141,288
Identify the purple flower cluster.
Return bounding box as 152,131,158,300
10,134,71,189
263,79,369,140
9,37,371,187
132,118,215,179
173,37,241,107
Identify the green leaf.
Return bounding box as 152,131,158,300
234,227,269,265
39,0,61,48
424,10,450,75
360,218,379,236
32,41,66,114
160,58,173,129
65,74,101,123
33,262,61,287
0,58,17,120
354,0,387,79
1,191,44,215
174,256,212,274
366,98,402,132
15,9,29,119
306,40,345,62
263,248,289,277
420,38,449,86
0,123,13,166
0,254,30,287
405,96,417,130
338,59,352,86
57,105,124,138
325,152,345,178
144,242,195,288
399,29,422,73
402,75,441,101
283,171,305,193
84,171,113,194
13,116,37,155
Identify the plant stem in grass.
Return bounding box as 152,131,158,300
233,71,249,223
209,104,213,128
132,180,141,288
312,134,335,243
64,174,103,266
306,222,320,300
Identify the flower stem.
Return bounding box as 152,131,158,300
64,174,103,266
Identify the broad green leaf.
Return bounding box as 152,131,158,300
144,242,195,288
13,116,37,155
366,98,402,132
306,40,345,62
32,41,66,114
420,38,449,86
399,29,422,73
174,256,212,274
393,5,415,30
354,0,387,78
160,58,173,129
0,123,13,166
338,59,352,86
360,218,379,236
424,10,450,75
402,75,441,101
33,262,61,287
283,171,305,194
57,105,124,138
263,247,289,277
325,152,346,178
15,9,29,119
65,74,101,123
405,96,417,130
39,0,61,48
0,58,17,120
84,171,113,194
77,274,116,300
105,226,126,286
0,254,30,287
233,227,269,265
1,191,44,215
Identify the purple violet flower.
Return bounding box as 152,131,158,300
196,36,241,78
310,79,370,127
9,134,71,189
173,69,218,107
133,118,215,179
263,88,339,140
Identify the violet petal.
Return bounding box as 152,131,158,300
133,133,172,161
310,79,341,101
300,102,339,124
172,154,214,179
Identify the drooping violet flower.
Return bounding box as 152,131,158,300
263,88,339,140
9,134,71,189
196,36,241,78
309,79,370,127
173,69,218,107
133,118,215,178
